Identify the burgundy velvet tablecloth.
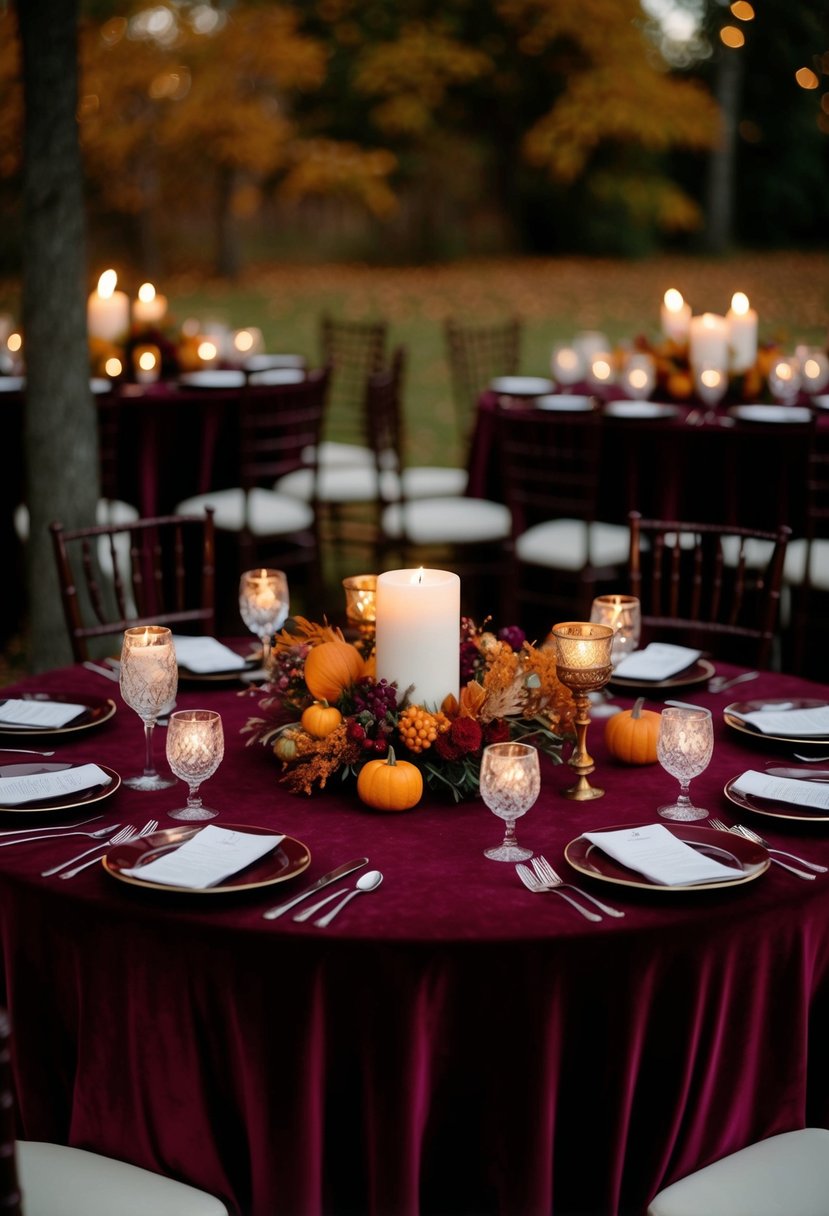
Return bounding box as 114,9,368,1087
2,662,829,1216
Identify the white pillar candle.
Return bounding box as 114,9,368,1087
375,568,460,707
88,270,130,343
688,312,729,373
660,289,691,344
726,292,758,373
132,282,168,328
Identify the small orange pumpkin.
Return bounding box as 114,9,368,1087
300,699,343,739
605,697,661,765
356,747,423,812
304,640,364,702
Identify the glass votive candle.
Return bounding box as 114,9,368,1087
768,356,801,404
550,343,585,387
343,574,377,626
621,353,655,400
133,344,161,384
587,352,615,392
693,365,727,409
589,595,641,666
796,347,829,396
231,326,264,364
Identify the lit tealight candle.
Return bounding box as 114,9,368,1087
726,291,758,373
375,568,460,707
688,312,729,373
660,289,692,344
132,282,168,329
232,327,264,360
104,355,123,378
587,353,614,391
133,344,161,384
197,338,220,368
88,270,130,343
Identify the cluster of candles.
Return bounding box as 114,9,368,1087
551,331,660,400
85,268,266,384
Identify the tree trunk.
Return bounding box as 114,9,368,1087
17,0,99,672
704,44,744,255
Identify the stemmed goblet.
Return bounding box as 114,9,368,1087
239,569,290,671
656,706,713,821
119,626,178,791
166,709,225,821
479,741,540,862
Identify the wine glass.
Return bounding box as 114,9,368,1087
166,710,225,821
119,626,178,791
239,569,289,670
621,353,655,401
768,356,801,405
479,741,540,861
693,365,728,422
656,706,713,822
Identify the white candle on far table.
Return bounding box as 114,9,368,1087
660,289,691,343
133,282,168,328
726,292,758,373
688,312,729,373
375,569,460,706
88,270,130,343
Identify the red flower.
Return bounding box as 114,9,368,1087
449,716,483,756
484,718,511,745
434,732,462,761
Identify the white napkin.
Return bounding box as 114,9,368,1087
582,823,749,886
727,704,829,738
123,825,285,889
0,763,112,806
612,643,702,682
172,636,248,674
0,699,88,728
733,769,829,812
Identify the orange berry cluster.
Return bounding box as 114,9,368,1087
397,705,451,753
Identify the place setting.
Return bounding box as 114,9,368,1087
0,693,117,738
0,759,120,815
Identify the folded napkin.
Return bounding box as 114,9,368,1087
727,704,829,738
123,825,285,889
732,769,829,812
582,823,750,886
172,636,248,674
0,763,112,806
0,699,88,728
612,643,703,682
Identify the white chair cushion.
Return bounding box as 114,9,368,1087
277,465,467,504
720,535,777,569
14,498,139,542
381,497,511,544
16,1141,228,1216
783,538,829,589
174,488,313,536
306,440,375,469
515,519,630,570
647,1128,829,1216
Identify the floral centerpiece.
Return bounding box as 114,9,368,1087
242,617,575,803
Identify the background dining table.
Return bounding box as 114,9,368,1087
1,655,829,1216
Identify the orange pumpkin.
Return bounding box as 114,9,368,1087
356,747,423,811
300,700,343,739
304,640,364,702
605,697,661,765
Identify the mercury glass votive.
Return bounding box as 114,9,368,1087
589,595,641,666
551,621,614,800
342,574,377,652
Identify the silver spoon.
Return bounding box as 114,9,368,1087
312,870,383,927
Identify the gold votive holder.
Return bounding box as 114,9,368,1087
342,574,377,652
550,621,614,801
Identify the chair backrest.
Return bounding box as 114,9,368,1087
628,511,791,669
0,1012,22,1216
319,315,387,447
365,346,406,493
495,399,605,536
49,511,216,663
239,367,330,493
445,316,522,439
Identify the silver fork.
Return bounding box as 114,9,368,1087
708,671,759,694
54,820,159,880
709,818,817,880
531,856,625,918
732,823,826,874
0,814,103,838
41,824,138,876
515,864,602,922
0,823,120,849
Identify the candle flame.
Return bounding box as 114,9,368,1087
410,567,425,586
701,312,720,329
197,339,218,362
701,368,722,388
592,358,612,381
664,288,684,312
97,269,117,299
138,350,157,372
138,282,156,304
234,329,255,352
774,361,793,382
731,291,749,315
104,356,122,377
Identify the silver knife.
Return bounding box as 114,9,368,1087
262,857,369,920
765,767,829,781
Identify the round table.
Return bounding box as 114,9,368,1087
2,660,829,1216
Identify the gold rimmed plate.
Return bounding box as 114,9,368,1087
177,656,260,685
723,697,829,747
724,776,829,825
609,658,715,694
0,694,116,738
563,822,769,891
103,824,311,894
0,761,121,814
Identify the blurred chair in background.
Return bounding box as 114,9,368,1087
318,314,388,470
445,316,522,444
